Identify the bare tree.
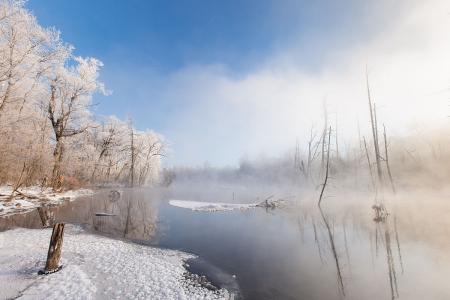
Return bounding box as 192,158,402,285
366,68,383,182
321,99,328,168
383,124,396,193
91,119,122,183
363,136,376,190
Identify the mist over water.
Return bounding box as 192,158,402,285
3,184,450,300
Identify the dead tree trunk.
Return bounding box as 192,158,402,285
335,114,340,160
40,223,65,274
366,69,383,183
318,126,332,206
383,125,396,193
363,136,376,190
321,100,328,168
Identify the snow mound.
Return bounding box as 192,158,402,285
0,225,231,300
169,200,258,212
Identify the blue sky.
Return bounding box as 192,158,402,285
26,0,448,166
28,1,381,71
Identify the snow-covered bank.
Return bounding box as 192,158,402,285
0,186,93,216
0,225,231,300
169,200,258,212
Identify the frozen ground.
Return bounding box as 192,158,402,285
0,225,231,300
169,200,258,212
0,186,93,216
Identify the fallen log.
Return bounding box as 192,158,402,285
95,212,117,217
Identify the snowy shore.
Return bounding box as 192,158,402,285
0,225,231,300
0,186,93,217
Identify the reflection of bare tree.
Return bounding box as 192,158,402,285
319,206,345,297
89,190,157,241
384,223,399,300
373,212,402,300
311,218,325,264
394,215,404,274
342,219,352,273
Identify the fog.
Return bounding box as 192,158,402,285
149,0,450,166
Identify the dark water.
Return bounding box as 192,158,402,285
1,188,450,300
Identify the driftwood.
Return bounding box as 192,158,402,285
255,195,289,210
95,212,116,217
39,223,65,275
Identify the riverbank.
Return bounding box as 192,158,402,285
0,224,230,300
0,186,93,217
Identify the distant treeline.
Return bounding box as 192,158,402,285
167,123,450,192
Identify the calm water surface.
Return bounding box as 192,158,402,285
1,188,450,300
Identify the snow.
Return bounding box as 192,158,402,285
0,185,93,217
169,200,258,212
0,225,231,300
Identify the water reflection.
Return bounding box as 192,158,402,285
0,189,158,242
2,190,450,300
319,206,346,297
372,211,404,300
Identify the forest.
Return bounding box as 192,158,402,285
0,0,164,194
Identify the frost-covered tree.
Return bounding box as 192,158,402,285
46,56,105,189
0,0,67,115
0,0,165,189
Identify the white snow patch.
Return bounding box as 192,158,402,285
169,200,258,212
0,185,93,216
0,225,231,300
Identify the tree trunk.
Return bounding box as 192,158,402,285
363,136,376,190
366,70,383,183
42,223,65,274
383,125,396,193
51,138,64,190
130,126,135,188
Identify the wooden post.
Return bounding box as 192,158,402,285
40,223,65,274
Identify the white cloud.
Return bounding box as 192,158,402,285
135,0,450,166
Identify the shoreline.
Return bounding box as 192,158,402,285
0,224,231,300
0,185,94,217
